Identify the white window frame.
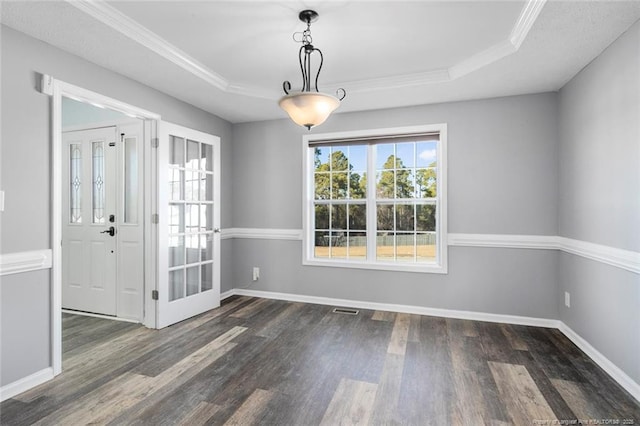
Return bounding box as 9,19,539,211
302,124,448,274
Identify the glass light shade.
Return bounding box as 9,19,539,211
278,92,340,129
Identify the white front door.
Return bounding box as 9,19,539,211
62,127,117,316
157,121,221,328
62,122,145,320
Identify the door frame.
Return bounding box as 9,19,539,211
43,75,161,376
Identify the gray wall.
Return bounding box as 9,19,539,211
0,25,233,386
0,271,51,385
231,93,560,318
62,97,129,128
558,20,640,384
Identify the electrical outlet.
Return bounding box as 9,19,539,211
565,291,570,308
252,267,260,281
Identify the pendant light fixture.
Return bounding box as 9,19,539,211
279,10,346,130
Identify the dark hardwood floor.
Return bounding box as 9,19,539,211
1,296,638,425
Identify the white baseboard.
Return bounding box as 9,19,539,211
61,309,140,323
558,322,640,402
220,289,235,300
222,287,640,402
0,367,54,402
225,288,558,328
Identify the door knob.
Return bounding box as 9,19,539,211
101,226,116,237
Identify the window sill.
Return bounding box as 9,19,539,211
302,258,448,274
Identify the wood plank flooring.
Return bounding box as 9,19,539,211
1,296,638,425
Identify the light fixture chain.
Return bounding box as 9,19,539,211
302,26,312,46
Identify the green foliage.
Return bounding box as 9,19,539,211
416,167,436,198
376,155,414,199
314,149,365,200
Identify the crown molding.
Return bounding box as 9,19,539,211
68,0,546,99
510,0,547,49
67,0,229,91
337,69,451,94
448,40,517,81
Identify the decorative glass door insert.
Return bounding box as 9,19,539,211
158,122,220,328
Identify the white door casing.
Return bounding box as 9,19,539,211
157,121,221,328
46,75,162,376
62,127,117,316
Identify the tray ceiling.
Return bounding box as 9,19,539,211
2,1,639,123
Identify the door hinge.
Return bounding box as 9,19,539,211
151,213,159,224
152,290,159,300
151,138,159,148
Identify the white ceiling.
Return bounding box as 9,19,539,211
2,1,640,123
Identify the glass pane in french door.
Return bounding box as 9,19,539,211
167,135,214,301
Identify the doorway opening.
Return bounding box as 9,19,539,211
61,97,146,322
45,76,160,375
46,75,222,378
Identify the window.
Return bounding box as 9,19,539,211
303,125,447,273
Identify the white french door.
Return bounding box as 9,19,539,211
157,122,221,328
61,122,145,320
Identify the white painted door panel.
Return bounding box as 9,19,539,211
62,127,117,316
157,121,220,328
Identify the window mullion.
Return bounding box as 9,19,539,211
366,144,376,262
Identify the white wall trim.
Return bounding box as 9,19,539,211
0,249,53,276
223,229,640,274
558,322,640,402
67,0,227,91
61,309,140,323
0,367,54,402
448,233,559,250
557,237,640,274
225,288,558,328
66,0,544,97
448,40,516,81
221,288,640,402
510,0,547,49
221,227,303,241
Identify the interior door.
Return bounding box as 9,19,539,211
157,121,221,328
62,127,117,315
